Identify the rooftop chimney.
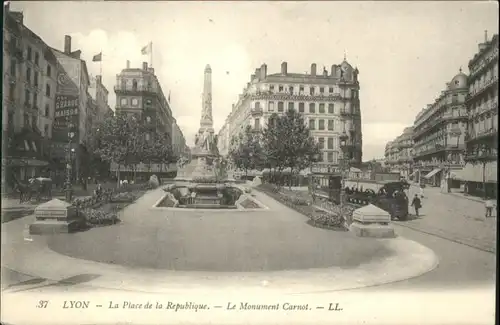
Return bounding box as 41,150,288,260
97,75,102,84
246,82,250,88
331,65,338,78
64,35,72,54
323,66,328,77
11,11,23,24
311,63,317,76
479,30,489,51
255,68,261,80
260,64,267,79
250,74,255,81
142,62,148,70
281,62,288,75
126,60,130,69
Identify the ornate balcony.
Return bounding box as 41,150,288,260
251,107,263,117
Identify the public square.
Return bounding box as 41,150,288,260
2,2,498,325
1,183,495,292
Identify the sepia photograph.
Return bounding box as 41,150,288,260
1,1,498,324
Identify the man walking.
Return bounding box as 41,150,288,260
411,194,422,217
485,198,496,218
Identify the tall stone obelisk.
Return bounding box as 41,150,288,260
199,64,214,134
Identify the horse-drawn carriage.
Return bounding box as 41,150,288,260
9,174,53,203
345,180,410,220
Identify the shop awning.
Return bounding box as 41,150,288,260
455,162,498,183
424,168,442,179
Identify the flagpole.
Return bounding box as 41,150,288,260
150,42,153,68
99,49,103,76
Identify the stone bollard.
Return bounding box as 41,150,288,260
349,204,395,238
29,198,84,234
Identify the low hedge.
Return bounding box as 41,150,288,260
258,183,351,231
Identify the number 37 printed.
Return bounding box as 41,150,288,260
37,300,49,308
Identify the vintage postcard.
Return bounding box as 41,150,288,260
1,1,497,324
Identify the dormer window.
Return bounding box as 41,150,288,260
132,79,138,91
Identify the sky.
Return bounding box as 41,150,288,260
11,1,499,160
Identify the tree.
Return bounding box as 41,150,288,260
89,112,148,186
151,131,177,174
261,110,320,187
229,125,265,179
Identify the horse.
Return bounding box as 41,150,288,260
14,177,52,203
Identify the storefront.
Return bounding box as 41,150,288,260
4,128,50,190
454,161,497,198
423,168,442,187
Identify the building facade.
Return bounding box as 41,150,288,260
114,61,173,138
171,118,188,158
113,61,179,176
88,75,112,123
412,71,468,187
218,60,363,169
2,8,59,188
384,127,414,179
50,35,93,182
461,32,498,198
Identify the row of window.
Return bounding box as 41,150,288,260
257,101,354,114
253,117,351,132
7,111,50,136
9,59,52,78
267,84,359,97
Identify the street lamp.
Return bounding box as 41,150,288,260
339,131,349,208
65,126,75,202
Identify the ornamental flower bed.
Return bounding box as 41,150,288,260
80,208,120,226
110,192,137,203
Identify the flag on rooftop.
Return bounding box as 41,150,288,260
92,52,102,62
141,42,152,55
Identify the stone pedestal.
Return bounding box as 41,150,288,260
29,199,83,235
349,204,395,238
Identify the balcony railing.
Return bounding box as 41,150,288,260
465,150,498,162
251,107,263,116
466,75,499,102
466,127,498,142
471,99,498,118
114,85,156,93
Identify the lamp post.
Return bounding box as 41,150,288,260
65,122,75,202
339,131,349,208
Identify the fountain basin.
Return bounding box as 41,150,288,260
158,184,243,209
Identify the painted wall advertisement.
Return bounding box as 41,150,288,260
51,94,79,159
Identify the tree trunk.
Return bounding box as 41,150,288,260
116,164,121,189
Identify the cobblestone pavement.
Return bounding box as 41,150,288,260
399,185,496,253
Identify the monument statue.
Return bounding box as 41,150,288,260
175,64,225,182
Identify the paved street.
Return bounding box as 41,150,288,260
401,185,496,253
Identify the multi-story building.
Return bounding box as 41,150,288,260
171,118,188,158
2,8,59,187
217,60,362,170
412,70,468,187
461,32,498,198
114,61,173,138
384,127,414,179
50,35,93,181
113,60,178,177
88,75,112,123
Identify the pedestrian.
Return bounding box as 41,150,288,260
411,194,422,217
485,198,496,218
419,184,425,199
